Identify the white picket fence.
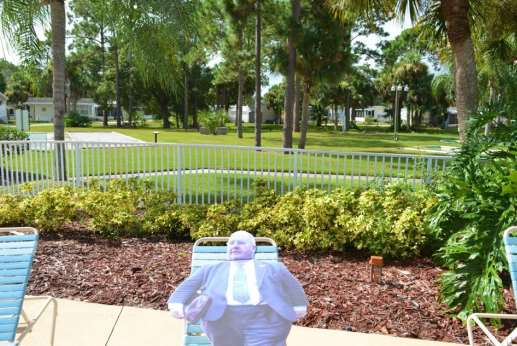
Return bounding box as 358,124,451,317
0,141,452,203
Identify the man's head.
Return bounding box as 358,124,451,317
227,231,256,260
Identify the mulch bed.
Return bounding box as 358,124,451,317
27,232,517,345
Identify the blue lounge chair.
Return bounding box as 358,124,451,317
183,236,278,346
467,226,517,346
0,227,57,346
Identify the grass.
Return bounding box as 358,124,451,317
1,121,454,197
1,143,449,181
19,121,459,155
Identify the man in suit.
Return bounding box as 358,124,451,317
168,230,308,346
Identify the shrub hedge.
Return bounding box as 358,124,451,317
1,179,437,258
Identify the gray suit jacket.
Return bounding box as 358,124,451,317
168,260,308,322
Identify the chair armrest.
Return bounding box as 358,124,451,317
467,313,517,346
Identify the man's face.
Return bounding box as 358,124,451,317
228,232,256,260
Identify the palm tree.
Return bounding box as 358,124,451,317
254,0,262,147
282,0,300,148
327,0,479,142
1,0,67,179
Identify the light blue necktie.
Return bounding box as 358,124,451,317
233,264,250,303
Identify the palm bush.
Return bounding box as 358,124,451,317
431,103,517,320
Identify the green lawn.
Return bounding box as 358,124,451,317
21,121,459,155
1,122,454,197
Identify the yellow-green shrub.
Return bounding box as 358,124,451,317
0,194,24,226
79,189,140,238
193,202,241,239
21,187,79,232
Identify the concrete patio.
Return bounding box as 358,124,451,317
17,297,466,346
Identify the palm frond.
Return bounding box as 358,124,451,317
0,0,48,62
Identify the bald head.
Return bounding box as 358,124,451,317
227,231,256,260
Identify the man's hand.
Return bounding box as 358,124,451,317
168,303,185,319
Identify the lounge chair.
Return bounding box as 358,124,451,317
467,226,517,346
183,236,278,346
0,227,57,346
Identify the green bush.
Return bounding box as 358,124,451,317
22,187,79,232
0,194,24,226
242,184,434,258
349,185,434,258
77,180,148,238
142,204,207,240
364,116,378,125
0,127,29,141
64,111,92,127
194,201,242,238
199,111,229,135
0,177,436,259
430,104,517,320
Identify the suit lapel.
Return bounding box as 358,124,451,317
255,260,267,288
219,262,230,295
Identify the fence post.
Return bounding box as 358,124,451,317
75,143,82,187
426,157,433,184
176,145,182,204
293,150,298,189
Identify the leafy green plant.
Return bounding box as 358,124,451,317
0,194,24,226
0,127,29,140
193,201,242,238
64,111,92,127
431,104,517,320
199,111,229,135
21,187,79,232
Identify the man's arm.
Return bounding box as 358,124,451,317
167,266,207,308
276,262,308,309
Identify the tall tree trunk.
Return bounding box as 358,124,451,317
441,0,478,142
343,91,351,131
237,30,244,139
100,26,108,127
158,95,170,129
294,74,301,132
333,104,338,130
183,65,189,129
298,80,311,149
192,76,199,129
283,0,300,148
254,0,262,147
50,0,66,181
114,44,122,128
128,59,133,127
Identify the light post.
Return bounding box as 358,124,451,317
390,84,409,141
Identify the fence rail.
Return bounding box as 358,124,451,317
0,141,453,203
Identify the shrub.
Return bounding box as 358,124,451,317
0,194,24,226
364,116,378,125
431,104,517,320
77,180,147,238
64,111,92,127
193,201,242,238
142,204,207,240
199,111,229,135
0,127,29,141
240,184,434,258
22,187,79,232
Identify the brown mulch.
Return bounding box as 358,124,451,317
27,232,517,345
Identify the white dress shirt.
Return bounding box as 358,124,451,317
226,259,261,305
